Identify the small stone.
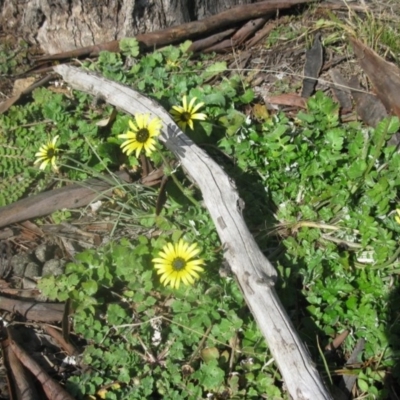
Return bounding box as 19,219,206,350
10,253,31,276
24,262,41,279
35,244,55,263
42,259,66,277
22,277,38,289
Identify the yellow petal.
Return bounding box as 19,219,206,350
136,114,149,129
148,117,162,134
39,159,50,170
172,276,179,289
171,105,184,115
188,97,198,112
176,239,185,256
135,145,143,158
192,112,207,121
191,102,205,114
128,120,137,130
186,243,200,258
182,96,188,111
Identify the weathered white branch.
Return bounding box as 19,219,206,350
54,64,332,399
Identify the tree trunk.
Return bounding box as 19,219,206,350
0,0,254,54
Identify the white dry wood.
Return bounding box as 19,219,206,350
54,64,332,400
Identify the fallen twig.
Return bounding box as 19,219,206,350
9,336,75,400
0,171,131,229
0,296,64,322
2,336,40,400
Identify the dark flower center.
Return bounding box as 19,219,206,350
181,112,191,122
136,128,150,143
172,257,186,271
47,148,55,158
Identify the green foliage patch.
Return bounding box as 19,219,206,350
220,91,400,398
39,233,283,399
2,33,400,399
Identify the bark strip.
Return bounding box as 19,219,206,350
0,296,64,322
8,337,75,400
0,171,131,229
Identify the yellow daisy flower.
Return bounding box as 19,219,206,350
170,96,207,131
395,209,400,224
152,239,205,289
118,114,162,158
34,135,59,171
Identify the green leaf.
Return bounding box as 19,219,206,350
347,159,367,179
193,360,225,390
325,128,344,151
385,116,400,134
161,45,180,62
204,92,226,106
81,280,98,296
119,38,140,57
297,111,315,124
107,303,128,325
219,109,245,136
239,88,255,104
179,40,192,53
201,61,227,79
358,378,369,392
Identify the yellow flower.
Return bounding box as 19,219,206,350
34,135,59,171
118,114,162,158
170,96,207,131
96,389,107,399
166,59,179,69
395,209,400,224
152,239,205,289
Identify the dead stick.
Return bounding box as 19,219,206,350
230,17,268,46
0,296,64,322
0,170,131,229
188,28,237,53
9,339,75,400
246,20,278,48
3,337,40,400
43,325,80,358
203,18,268,53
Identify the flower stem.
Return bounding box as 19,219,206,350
157,150,200,208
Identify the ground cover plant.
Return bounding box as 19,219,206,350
1,14,400,400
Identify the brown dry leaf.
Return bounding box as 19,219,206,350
3,336,40,400
0,93,22,114
350,36,400,117
325,330,349,352
96,107,117,127
9,336,75,400
265,93,307,109
12,77,36,96
0,75,53,114
348,76,388,128
329,69,352,112
301,33,323,98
